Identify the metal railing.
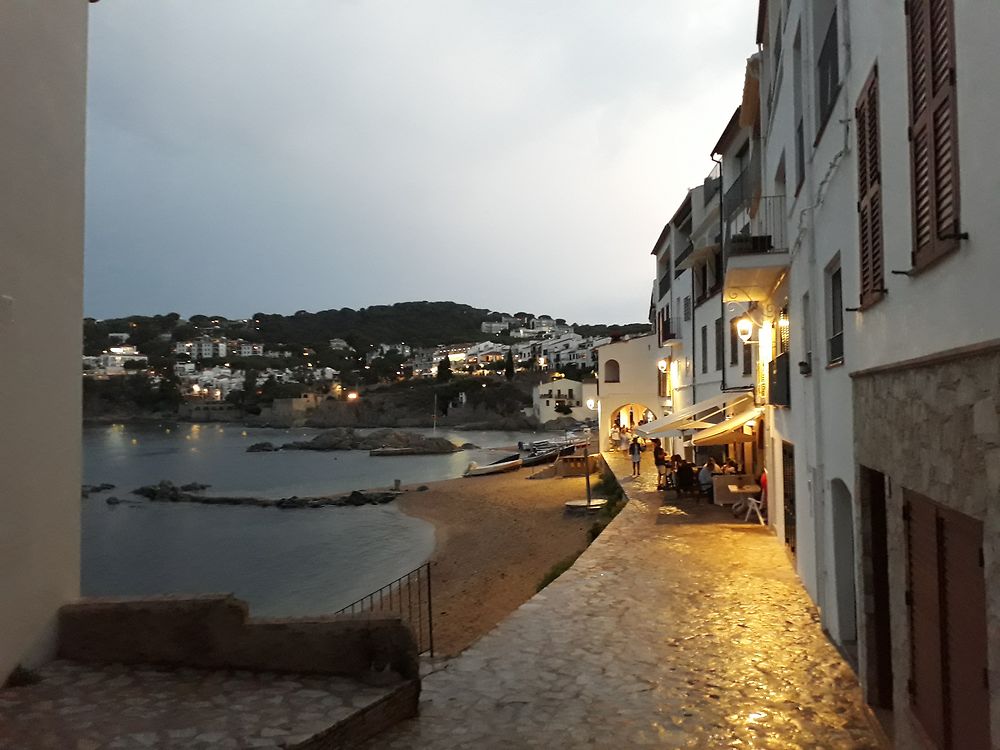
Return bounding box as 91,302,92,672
334,562,434,656
674,241,695,269
727,195,788,255
658,274,671,299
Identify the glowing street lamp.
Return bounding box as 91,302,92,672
585,397,597,411
736,316,755,344
656,358,668,373
346,391,359,401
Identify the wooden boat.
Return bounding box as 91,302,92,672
463,455,523,477
369,447,418,456
521,448,560,467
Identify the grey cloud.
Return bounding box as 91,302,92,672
85,0,757,323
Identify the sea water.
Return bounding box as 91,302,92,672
82,423,538,616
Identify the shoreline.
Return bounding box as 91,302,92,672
394,470,596,657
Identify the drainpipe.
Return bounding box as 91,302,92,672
713,153,726,394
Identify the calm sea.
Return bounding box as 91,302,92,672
82,423,539,617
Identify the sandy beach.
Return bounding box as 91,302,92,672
398,469,598,656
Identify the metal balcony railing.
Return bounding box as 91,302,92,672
723,168,749,218
675,241,695,268
659,317,680,344
727,195,788,256
658,274,671,299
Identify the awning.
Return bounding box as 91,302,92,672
692,407,764,446
637,392,752,437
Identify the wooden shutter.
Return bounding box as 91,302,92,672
905,493,946,748
939,507,990,750
856,66,884,308
906,0,961,269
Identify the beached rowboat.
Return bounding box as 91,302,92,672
463,455,523,477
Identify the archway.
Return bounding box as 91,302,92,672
831,478,858,656
603,359,620,382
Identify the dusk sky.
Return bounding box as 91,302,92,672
85,1,757,325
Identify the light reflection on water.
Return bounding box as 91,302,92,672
82,424,539,616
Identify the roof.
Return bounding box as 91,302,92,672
756,0,767,45
711,106,743,156
669,192,693,228
650,224,671,256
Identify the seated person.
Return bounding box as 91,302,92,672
674,459,696,493
722,458,740,475
698,458,719,499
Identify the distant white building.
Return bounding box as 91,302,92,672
481,321,508,334
329,338,351,351
531,378,598,424
238,341,263,358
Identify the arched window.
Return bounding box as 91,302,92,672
604,359,620,383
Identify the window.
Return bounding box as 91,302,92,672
802,291,813,375
825,260,844,364
792,26,804,193
700,326,708,374
683,296,692,321
730,320,740,366
856,66,885,308
906,0,961,269
714,318,724,371
742,341,753,376
816,8,840,136
603,359,620,383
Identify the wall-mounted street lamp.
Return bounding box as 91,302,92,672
656,358,668,373
585,397,597,410
736,316,755,344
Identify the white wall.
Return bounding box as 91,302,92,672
596,335,663,451
0,0,87,680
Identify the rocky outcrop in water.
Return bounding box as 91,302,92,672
249,428,460,454
130,480,401,509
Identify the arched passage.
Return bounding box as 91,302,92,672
831,478,858,650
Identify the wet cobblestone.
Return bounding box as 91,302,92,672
368,454,881,749
0,660,393,749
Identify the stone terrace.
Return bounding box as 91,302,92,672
0,660,402,749
367,453,882,748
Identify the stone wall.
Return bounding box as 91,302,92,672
852,343,1000,748
58,595,419,683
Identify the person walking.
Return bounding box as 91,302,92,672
628,437,642,477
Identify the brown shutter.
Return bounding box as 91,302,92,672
939,507,990,750
906,0,961,269
905,493,946,748
856,66,884,308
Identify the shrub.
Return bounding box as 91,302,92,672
536,550,584,592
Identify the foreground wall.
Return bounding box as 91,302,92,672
0,0,88,681
854,345,999,750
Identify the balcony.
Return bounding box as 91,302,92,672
658,273,671,299
674,241,694,269
724,195,790,303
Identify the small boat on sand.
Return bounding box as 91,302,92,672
463,454,523,477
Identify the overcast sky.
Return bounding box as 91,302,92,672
85,1,757,324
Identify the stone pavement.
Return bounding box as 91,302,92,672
367,453,881,749
0,660,394,749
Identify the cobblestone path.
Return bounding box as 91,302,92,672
369,454,880,749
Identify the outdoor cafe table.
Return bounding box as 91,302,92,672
728,483,764,525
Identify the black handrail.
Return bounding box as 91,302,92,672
333,562,434,656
